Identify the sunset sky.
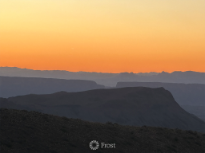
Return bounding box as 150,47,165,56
0,0,205,73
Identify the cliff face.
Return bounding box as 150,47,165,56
1,87,205,132
1,109,205,153
0,76,104,98
116,82,205,106
116,82,205,121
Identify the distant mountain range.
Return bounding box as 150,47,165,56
1,109,205,153
0,76,104,98
1,87,205,132
1,75,204,121
1,67,205,86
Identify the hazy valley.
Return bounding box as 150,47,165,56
1,68,205,153
1,75,204,122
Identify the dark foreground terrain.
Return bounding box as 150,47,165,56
1,109,205,153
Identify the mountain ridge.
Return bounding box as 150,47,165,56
1,87,205,133
0,76,104,98
116,82,205,121
1,67,205,86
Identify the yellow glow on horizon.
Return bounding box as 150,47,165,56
0,0,205,73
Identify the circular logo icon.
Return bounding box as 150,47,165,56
89,140,99,150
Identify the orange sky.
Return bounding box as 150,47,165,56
0,0,205,73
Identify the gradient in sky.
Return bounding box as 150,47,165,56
0,0,205,73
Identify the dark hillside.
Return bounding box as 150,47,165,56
116,82,205,121
116,82,205,106
2,87,205,132
1,109,205,153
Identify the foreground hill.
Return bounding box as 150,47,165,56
1,87,205,132
116,82,205,121
1,109,205,153
0,76,104,98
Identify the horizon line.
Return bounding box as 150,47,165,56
1,66,205,74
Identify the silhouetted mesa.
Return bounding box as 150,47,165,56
116,82,205,121
116,82,205,106
1,87,205,133
0,76,104,98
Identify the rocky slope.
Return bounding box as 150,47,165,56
116,82,205,121
1,109,205,153
116,82,205,106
